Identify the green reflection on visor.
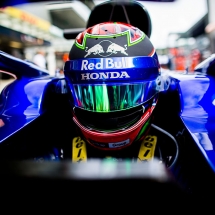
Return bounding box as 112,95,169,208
73,81,158,112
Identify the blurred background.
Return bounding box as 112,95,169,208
0,0,214,90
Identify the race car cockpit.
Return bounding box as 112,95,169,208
0,0,214,211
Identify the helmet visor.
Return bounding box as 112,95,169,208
71,80,158,112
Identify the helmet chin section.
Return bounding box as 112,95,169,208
73,105,156,150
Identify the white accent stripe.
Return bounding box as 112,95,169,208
0,70,17,79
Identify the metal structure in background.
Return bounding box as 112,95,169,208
63,0,152,40
0,1,96,75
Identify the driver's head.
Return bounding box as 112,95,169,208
64,22,164,150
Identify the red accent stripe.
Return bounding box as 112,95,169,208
73,106,155,136
148,48,155,57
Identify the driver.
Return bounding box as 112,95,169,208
59,22,179,168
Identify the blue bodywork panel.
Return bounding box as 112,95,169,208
166,72,215,171
0,76,54,142
0,51,57,143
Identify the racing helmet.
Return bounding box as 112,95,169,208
64,22,165,150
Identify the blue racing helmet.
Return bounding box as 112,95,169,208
64,22,164,150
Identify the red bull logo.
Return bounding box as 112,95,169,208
81,58,128,70
106,43,128,56
84,40,128,57
84,44,104,57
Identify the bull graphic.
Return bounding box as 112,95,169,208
106,43,128,55
84,44,104,57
